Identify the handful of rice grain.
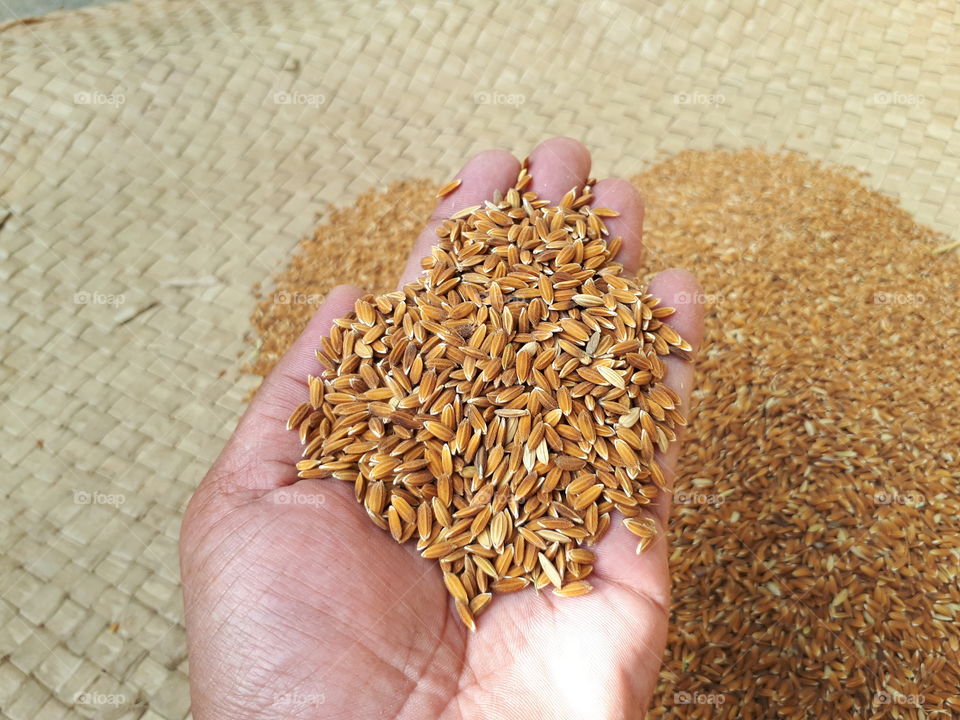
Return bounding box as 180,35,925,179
287,167,689,630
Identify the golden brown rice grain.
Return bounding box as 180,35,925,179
553,580,594,598
435,178,462,198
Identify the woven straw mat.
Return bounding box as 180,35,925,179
1,1,957,718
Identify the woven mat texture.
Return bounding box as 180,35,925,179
1,1,957,718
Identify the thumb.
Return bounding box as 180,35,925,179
205,284,363,495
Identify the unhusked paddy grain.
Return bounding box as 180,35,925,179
287,166,691,630
250,149,960,720
435,178,462,198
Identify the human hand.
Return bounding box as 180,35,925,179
180,137,704,720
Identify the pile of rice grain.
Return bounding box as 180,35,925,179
250,149,960,720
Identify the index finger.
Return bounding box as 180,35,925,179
398,149,520,286
590,178,645,275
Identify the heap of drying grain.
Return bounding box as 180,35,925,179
286,168,689,630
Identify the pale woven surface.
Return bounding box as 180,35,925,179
0,1,957,718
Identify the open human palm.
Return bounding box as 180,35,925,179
180,138,704,720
